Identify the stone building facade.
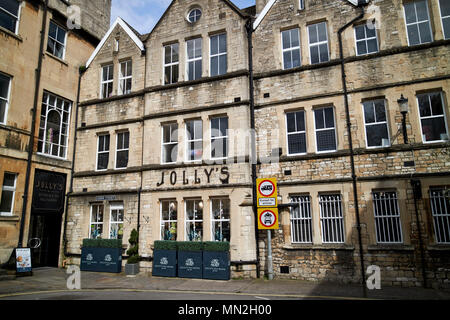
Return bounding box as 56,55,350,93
65,0,450,288
0,0,111,267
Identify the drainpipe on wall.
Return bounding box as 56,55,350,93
410,179,428,288
337,3,367,297
138,46,147,259
246,18,261,278
18,0,49,249
62,66,85,258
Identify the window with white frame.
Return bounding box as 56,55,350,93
115,131,129,169
0,73,11,124
354,23,379,56
404,0,433,46
187,38,202,81
119,60,132,95
281,28,301,70
0,172,17,216
101,64,114,99
97,134,110,171
372,191,403,244
89,204,104,239
290,195,312,243
164,43,179,85
363,99,390,148
210,33,227,76
308,22,329,64
430,188,450,244
187,8,202,23
0,0,20,34
286,110,307,155
319,194,344,243
210,116,228,159
299,0,305,10
161,200,177,240
185,199,203,241
186,119,203,161
38,92,71,159
439,0,450,39
109,203,124,240
162,123,178,164
47,21,66,59
417,91,449,143
314,106,337,153
211,198,230,242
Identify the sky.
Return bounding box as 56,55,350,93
110,0,255,35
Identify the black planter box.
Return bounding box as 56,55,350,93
203,251,230,280
80,247,122,273
125,263,140,275
178,251,202,279
152,249,177,277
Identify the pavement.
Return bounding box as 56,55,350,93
0,267,449,300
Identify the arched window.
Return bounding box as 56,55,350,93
46,110,61,156
38,92,71,158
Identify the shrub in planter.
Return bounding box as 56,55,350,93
202,241,230,280
152,241,177,277
125,229,140,275
80,239,122,273
177,241,203,279
82,239,122,249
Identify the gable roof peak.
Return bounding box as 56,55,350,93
85,17,145,68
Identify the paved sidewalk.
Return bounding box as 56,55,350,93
0,267,449,300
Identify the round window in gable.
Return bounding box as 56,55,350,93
187,8,202,23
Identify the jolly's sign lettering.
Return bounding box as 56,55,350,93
157,166,230,187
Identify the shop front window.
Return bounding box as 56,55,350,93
109,203,124,240
90,204,104,239
185,199,203,241
211,198,230,242
161,200,177,240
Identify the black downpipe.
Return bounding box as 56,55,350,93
137,187,141,251
410,179,428,287
337,5,367,297
63,68,84,258
137,46,147,256
18,0,49,248
246,19,260,278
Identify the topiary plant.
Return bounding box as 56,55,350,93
126,229,140,264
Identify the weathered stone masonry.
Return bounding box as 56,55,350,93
64,0,450,287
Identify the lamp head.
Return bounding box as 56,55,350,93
398,94,409,114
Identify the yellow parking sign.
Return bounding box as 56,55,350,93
256,178,277,207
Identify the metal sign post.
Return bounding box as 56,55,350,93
267,229,273,280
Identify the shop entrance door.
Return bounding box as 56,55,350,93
29,169,67,268
29,212,62,268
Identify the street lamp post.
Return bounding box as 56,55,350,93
398,94,409,144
